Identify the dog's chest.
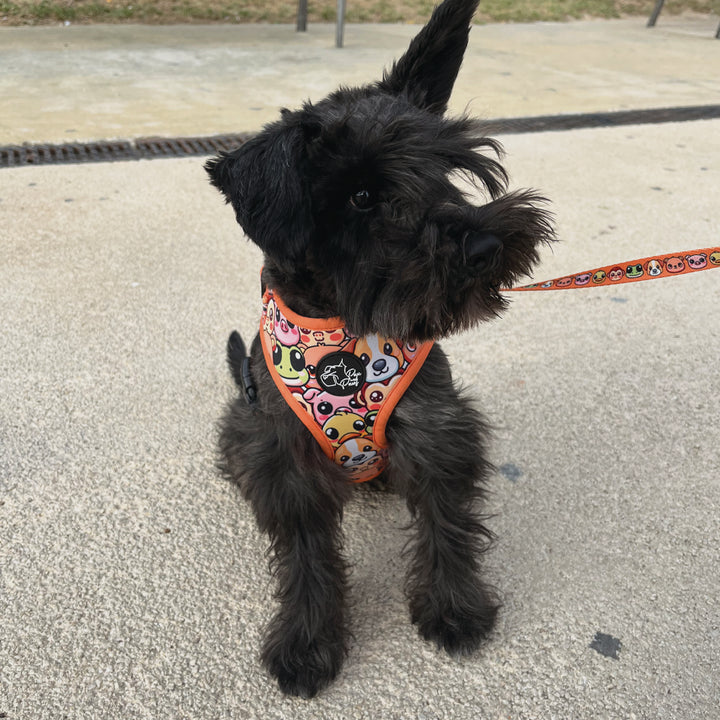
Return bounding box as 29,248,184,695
260,287,433,481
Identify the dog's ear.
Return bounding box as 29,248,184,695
204,118,314,262
378,0,479,114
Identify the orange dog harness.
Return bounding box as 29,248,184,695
260,287,433,482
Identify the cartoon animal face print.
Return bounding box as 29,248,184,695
608,266,623,282
334,437,380,469
271,340,309,386
360,377,399,412
664,256,685,273
574,273,591,286
355,336,403,382
686,253,707,270
273,305,300,346
592,271,606,284
299,327,347,348
541,280,555,288
302,387,362,424
626,264,643,279
401,340,419,363
263,297,277,335
323,411,366,443
556,277,573,288
645,259,663,277
710,251,720,266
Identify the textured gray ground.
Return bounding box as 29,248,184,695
1,15,719,720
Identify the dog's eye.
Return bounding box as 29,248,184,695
350,189,375,210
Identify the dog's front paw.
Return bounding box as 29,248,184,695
262,629,346,699
411,583,500,657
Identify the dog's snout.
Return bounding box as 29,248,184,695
372,359,387,373
463,232,503,273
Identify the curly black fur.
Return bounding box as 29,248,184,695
207,0,554,698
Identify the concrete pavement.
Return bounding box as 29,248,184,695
1,14,719,720
1,15,720,144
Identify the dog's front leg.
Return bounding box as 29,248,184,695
388,347,500,655
258,470,350,699
220,336,353,697
241,438,351,698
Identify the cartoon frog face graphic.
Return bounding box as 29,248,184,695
271,340,309,386
626,264,643,279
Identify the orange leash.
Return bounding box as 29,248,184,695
502,246,719,292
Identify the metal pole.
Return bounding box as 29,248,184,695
336,0,346,48
646,0,664,27
297,0,308,32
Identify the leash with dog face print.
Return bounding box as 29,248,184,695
502,246,719,292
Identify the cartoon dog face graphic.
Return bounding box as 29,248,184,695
645,259,663,277
334,438,382,480
354,336,404,382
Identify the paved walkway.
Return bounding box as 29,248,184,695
1,14,719,720
1,15,719,144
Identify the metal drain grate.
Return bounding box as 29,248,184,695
485,104,720,135
2,104,719,168
0,133,250,168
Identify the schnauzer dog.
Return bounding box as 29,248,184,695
205,0,553,698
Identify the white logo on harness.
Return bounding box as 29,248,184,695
315,352,366,396
321,359,361,389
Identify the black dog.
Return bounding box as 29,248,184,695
205,0,553,698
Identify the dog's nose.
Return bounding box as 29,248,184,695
372,359,387,373
463,232,503,273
